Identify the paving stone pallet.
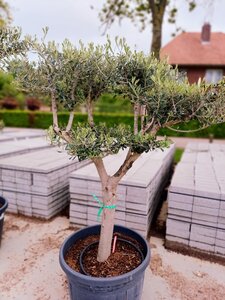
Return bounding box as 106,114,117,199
69,145,175,236
0,148,89,219
0,129,45,142
0,137,53,158
166,142,225,257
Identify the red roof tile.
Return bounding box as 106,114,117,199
160,32,225,66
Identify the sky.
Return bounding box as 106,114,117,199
7,0,225,53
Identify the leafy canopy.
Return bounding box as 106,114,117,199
49,123,170,161
6,32,225,161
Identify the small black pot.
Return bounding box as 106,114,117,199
0,196,8,247
59,225,150,300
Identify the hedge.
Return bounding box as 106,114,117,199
0,109,225,139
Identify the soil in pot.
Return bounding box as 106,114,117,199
65,232,144,277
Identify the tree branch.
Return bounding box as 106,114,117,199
140,105,146,133
87,91,95,127
166,124,210,133
150,124,160,136
54,130,73,144
113,150,141,183
142,116,155,134
66,111,74,132
134,103,140,134
65,69,79,132
51,90,59,131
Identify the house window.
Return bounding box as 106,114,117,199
205,69,223,84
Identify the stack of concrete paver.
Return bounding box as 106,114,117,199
0,128,45,142
69,145,175,236
166,142,225,257
0,137,52,158
0,148,89,219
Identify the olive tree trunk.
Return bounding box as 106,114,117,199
97,177,118,262
93,151,141,262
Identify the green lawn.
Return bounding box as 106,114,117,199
174,148,184,164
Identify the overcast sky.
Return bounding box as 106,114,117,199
7,0,225,53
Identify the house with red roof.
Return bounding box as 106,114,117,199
160,23,225,84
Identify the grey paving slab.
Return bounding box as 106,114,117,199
0,137,52,158
166,234,189,245
166,218,190,239
193,197,220,209
219,209,225,218
168,199,193,211
168,193,193,205
192,212,218,223
192,205,219,216
190,224,216,240
0,147,86,173
0,128,45,142
166,142,225,258
168,207,192,219
215,246,225,255
189,240,215,252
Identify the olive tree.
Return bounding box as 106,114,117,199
11,35,225,263
0,0,11,28
0,27,29,68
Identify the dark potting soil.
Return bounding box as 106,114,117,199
65,232,143,277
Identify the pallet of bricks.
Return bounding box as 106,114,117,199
0,148,89,219
69,145,175,237
166,142,225,257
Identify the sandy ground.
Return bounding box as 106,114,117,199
1,214,225,300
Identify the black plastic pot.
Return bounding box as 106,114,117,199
59,225,150,300
0,196,8,247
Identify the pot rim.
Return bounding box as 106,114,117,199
0,196,8,215
59,224,150,282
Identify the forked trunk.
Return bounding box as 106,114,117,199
97,179,118,262
93,152,141,262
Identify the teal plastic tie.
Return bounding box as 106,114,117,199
92,194,116,222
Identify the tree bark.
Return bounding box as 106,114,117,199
51,90,59,131
92,150,141,262
87,94,94,127
140,105,146,132
113,150,141,181
148,0,167,57
66,111,74,132
134,103,140,134
97,178,117,262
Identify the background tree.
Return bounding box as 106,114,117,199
0,27,31,109
0,0,11,27
0,71,25,108
9,36,79,136
99,0,197,57
0,26,29,70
